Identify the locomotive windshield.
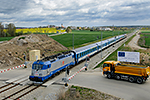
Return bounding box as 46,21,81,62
33,64,43,70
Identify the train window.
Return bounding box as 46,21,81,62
77,54,80,58
48,65,50,68
82,52,83,56
80,53,81,57
33,64,36,69
33,64,43,70
90,49,92,52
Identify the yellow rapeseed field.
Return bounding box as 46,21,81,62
4,28,66,34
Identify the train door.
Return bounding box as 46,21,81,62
47,65,51,75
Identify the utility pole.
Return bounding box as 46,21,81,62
118,32,119,47
101,32,102,58
72,33,74,50
113,31,114,37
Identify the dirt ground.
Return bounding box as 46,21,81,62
127,32,147,50
126,32,150,65
0,34,68,68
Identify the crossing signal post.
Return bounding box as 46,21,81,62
85,55,90,70
62,67,70,87
67,67,70,75
62,55,90,87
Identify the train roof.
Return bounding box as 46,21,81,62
33,51,73,65
73,35,124,54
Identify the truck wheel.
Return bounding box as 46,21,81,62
136,78,143,84
128,77,135,83
116,75,121,80
107,73,112,79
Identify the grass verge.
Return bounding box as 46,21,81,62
58,85,121,100
0,37,15,41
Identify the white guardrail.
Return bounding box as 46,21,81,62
0,64,25,74
68,66,87,81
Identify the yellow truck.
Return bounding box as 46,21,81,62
103,61,150,84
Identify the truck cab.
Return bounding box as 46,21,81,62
103,61,120,75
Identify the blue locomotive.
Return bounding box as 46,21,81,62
29,34,126,82
29,51,76,82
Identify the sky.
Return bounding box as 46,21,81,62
0,0,150,27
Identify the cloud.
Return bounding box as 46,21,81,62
0,0,150,27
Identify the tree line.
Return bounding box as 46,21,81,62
0,22,16,37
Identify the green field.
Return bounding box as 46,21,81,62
33,33,55,35
144,34,150,46
0,37,15,41
140,30,150,33
51,30,132,49
139,30,150,48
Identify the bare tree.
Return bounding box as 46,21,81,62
0,22,4,37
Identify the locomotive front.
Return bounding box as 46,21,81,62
29,61,50,82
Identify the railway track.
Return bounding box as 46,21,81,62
0,31,136,100
0,75,28,91
1,83,42,100
0,77,30,100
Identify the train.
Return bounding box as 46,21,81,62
29,34,127,82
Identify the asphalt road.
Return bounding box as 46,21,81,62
68,70,150,100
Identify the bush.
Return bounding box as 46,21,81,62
18,37,25,40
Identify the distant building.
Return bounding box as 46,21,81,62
48,25,55,28
61,24,64,28
105,28,112,31
70,26,77,30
